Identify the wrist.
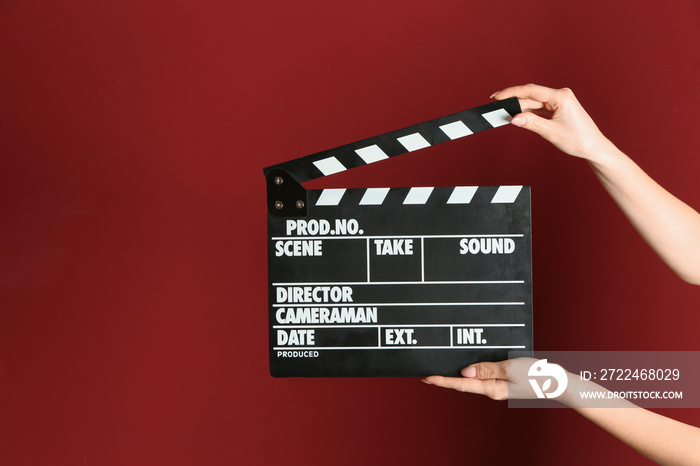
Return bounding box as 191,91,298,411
582,137,621,167
557,371,579,407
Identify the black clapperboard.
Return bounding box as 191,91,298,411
264,97,533,377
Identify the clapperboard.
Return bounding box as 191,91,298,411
264,97,533,377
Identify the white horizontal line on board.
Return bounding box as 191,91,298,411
271,234,525,240
273,280,525,286
273,323,526,329
272,302,525,308
273,346,527,351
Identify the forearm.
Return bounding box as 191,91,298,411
575,406,700,465
587,143,700,285
560,378,700,465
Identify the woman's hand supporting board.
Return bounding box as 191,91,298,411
424,357,700,466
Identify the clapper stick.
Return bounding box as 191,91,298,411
264,97,533,377
264,97,522,217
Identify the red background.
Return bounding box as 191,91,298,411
1,1,699,464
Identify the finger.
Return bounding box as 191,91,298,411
517,98,548,114
490,92,551,118
530,107,555,119
463,360,509,380
510,111,556,140
423,375,471,391
423,376,508,400
489,92,544,109
492,84,559,105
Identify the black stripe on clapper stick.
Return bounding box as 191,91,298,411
264,97,521,216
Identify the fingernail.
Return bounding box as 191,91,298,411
511,115,526,126
421,379,432,385
489,92,499,99
463,366,477,378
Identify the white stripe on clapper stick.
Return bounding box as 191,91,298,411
313,156,347,176
316,188,346,206
481,109,512,127
397,133,431,152
447,186,478,204
359,187,390,205
439,121,474,140
355,145,389,164
491,186,523,203
403,187,434,205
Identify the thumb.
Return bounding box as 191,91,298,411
510,112,555,140
463,360,509,380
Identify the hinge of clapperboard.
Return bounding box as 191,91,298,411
263,97,522,216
